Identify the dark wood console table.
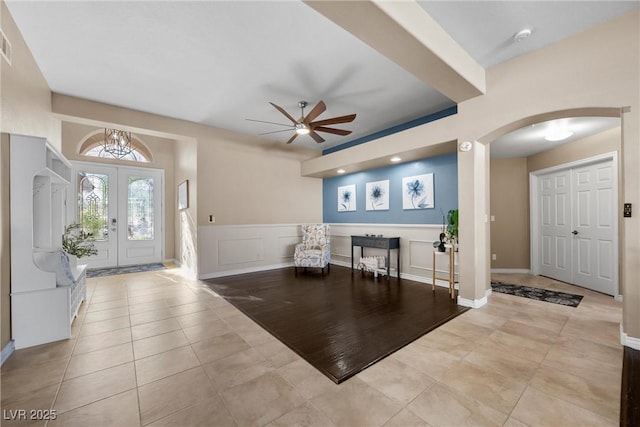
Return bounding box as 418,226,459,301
351,235,401,279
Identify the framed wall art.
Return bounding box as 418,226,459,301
338,184,356,212
365,180,389,211
178,180,189,210
402,173,434,209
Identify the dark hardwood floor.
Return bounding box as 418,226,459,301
622,345,640,426
205,265,468,383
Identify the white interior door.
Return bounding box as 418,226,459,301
535,157,617,296
539,170,572,283
70,162,163,268
571,161,616,294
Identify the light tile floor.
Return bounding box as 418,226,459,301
0,269,622,427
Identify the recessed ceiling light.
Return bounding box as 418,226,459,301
513,28,532,42
337,169,346,174
544,130,573,141
390,156,402,162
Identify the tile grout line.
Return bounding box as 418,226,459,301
45,276,101,426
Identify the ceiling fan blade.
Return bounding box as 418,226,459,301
259,129,296,135
311,113,356,127
309,131,325,144
269,102,298,125
246,118,295,127
303,100,326,124
286,133,298,144
313,126,352,136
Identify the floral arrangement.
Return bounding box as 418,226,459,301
62,223,98,258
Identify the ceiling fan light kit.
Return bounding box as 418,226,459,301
295,123,310,135
248,100,356,144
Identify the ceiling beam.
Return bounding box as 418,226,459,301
304,0,485,103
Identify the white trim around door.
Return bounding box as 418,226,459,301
530,152,619,297
69,161,165,269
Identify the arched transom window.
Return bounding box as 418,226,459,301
79,131,152,163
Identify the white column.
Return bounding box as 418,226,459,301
457,140,491,308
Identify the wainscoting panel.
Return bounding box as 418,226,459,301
328,223,452,285
277,236,301,260
198,223,455,285
218,238,264,265
408,240,431,271
198,224,302,279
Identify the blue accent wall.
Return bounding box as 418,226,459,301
322,106,457,155
323,153,458,224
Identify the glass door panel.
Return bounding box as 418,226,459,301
70,162,163,269
70,165,118,268
78,172,109,241
118,169,162,266
127,176,155,241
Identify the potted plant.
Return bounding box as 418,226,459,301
62,223,98,267
445,209,459,248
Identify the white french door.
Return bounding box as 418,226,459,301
69,162,163,268
533,155,618,296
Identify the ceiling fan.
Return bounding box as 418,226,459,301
247,100,356,144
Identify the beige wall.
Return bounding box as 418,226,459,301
174,138,198,275
490,158,530,269
1,134,10,349
527,126,621,173
0,0,63,351
61,122,177,260
196,139,321,226
0,1,59,146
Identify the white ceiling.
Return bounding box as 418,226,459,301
5,1,638,155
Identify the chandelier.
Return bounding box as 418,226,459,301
103,128,133,158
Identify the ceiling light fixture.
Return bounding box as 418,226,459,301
103,128,133,158
544,130,573,141
390,156,402,162
513,28,532,42
337,169,346,174
295,123,310,135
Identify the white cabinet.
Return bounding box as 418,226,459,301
10,134,86,349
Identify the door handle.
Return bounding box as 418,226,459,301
571,230,579,235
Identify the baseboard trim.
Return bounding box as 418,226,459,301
331,260,454,289
1,340,15,366
621,325,640,350
164,258,180,266
457,295,488,309
198,262,294,280
491,268,531,274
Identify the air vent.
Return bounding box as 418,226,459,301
0,28,12,65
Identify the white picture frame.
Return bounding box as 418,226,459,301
402,173,434,209
178,180,189,210
338,184,357,212
365,180,389,211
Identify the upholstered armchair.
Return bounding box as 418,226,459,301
294,224,331,275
